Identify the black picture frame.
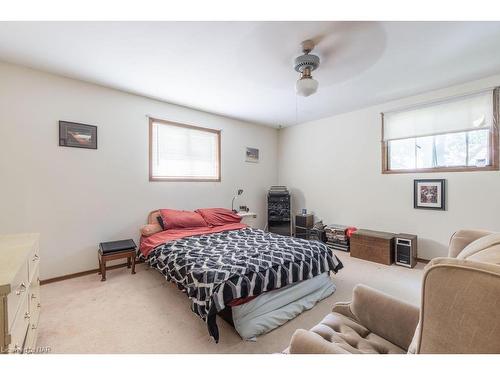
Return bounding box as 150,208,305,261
59,121,97,149
414,179,446,210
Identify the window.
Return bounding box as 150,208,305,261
382,89,499,173
149,118,221,181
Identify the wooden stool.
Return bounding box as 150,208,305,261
98,249,136,281
98,239,137,281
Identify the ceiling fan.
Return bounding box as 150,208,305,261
294,39,320,97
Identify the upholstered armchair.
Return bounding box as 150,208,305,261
286,229,500,354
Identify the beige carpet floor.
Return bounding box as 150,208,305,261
37,251,425,353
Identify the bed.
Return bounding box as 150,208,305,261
139,208,343,342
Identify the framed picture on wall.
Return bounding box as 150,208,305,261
59,121,98,149
245,147,259,163
414,179,446,210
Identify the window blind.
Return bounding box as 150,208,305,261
383,90,495,141
151,120,220,180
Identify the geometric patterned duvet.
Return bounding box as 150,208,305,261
146,227,343,342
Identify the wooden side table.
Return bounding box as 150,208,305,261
98,239,137,281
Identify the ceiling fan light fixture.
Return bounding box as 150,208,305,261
296,76,319,97
293,40,320,97
295,67,319,97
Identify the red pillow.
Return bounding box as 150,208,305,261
195,208,242,226
159,209,208,230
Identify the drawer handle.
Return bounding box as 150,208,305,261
37,302,41,308
15,282,26,295
31,324,37,330
31,293,37,299
32,254,40,262
24,312,31,320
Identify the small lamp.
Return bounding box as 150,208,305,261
231,189,244,212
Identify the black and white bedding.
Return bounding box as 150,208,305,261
145,227,343,342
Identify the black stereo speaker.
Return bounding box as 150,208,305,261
268,186,291,236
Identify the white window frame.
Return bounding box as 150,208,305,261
382,88,499,174
149,117,221,182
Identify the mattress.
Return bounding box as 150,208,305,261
232,272,335,340
142,227,343,342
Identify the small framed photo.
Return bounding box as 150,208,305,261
59,121,97,149
414,179,446,210
245,147,259,163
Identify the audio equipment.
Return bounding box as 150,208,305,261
267,186,291,236
295,214,314,239
395,233,417,268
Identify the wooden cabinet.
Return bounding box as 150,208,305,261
350,229,395,265
0,234,40,354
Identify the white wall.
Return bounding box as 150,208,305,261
0,62,278,279
279,75,500,260
2,61,499,279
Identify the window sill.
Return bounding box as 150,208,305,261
149,177,221,182
382,165,499,174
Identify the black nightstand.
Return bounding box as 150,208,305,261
98,239,137,281
295,214,314,239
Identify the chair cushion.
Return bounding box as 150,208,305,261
305,312,406,354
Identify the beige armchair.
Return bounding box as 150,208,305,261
286,229,500,354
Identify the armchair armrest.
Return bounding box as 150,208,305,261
344,284,419,351
289,329,351,354
448,229,493,258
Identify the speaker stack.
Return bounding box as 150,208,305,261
267,186,291,236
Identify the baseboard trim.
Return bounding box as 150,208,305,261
416,257,430,264
41,256,428,285
40,261,143,285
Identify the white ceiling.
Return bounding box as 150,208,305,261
1,21,500,127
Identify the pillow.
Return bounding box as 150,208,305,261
195,208,242,226
140,223,163,237
457,233,500,265
159,209,208,230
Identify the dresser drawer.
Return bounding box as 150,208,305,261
28,272,41,330
24,322,38,354
7,293,29,353
0,233,40,354
6,261,29,330
28,243,40,283
23,278,40,354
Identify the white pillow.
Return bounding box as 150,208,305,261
457,233,500,265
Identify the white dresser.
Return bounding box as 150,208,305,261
0,233,40,354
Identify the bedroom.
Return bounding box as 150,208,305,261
1,0,499,373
